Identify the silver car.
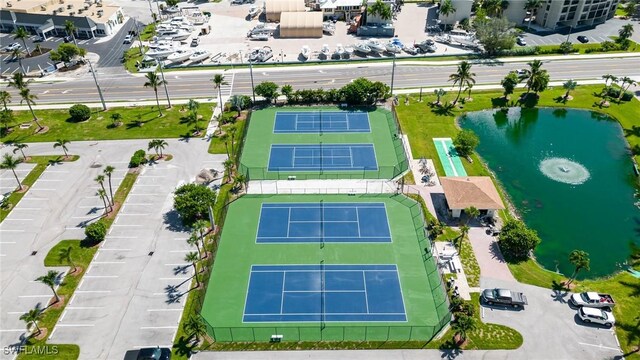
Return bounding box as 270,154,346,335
578,307,615,327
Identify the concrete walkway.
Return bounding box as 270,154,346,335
468,228,516,283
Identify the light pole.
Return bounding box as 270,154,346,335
134,18,144,56
87,58,107,111
249,60,256,103
390,53,397,96
565,25,573,43
158,62,172,108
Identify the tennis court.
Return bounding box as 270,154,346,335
268,144,378,171
256,202,392,243
243,264,407,322
274,111,371,133
433,138,468,177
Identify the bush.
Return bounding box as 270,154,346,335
605,87,633,101
173,183,217,226
453,129,479,157
85,221,107,243
498,219,541,261
69,104,91,122
128,149,146,168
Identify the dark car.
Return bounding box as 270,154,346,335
481,288,528,308
577,35,589,43
136,347,170,360
63,35,74,43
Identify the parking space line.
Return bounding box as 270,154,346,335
75,290,111,294
0,229,25,232
109,236,138,239
71,215,99,219
111,224,143,227
119,213,150,216
135,184,161,187
0,329,27,332
133,345,173,349
0,241,17,244
147,309,183,312
12,208,42,210
140,326,178,329
164,263,189,266
125,203,153,206
84,275,119,278
93,261,125,264
7,311,25,314
2,218,33,221
18,295,51,298
169,250,191,253
159,277,191,280
577,342,620,351
56,324,95,327
66,307,104,310
99,248,131,251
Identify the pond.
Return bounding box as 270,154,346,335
459,107,640,278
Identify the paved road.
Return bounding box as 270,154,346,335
3,57,639,105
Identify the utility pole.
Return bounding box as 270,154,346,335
565,25,573,43
158,62,172,108
134,18,144,56
249,60,256,103
146,0,154,19
87,58,107,111
390,53,397,96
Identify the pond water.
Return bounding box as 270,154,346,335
459,107,640,278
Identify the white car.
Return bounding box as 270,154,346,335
4,42,22,52
123,35,133,44
578,307,615,327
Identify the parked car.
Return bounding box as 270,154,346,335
63,35,74,43
123,35,133,44
136,347,171,360
516,37,526,46
3,42,22,52
577,35,589,43
578,307,615,327
570,292,616,309
191,37,200,47
514,68,527,76
481,288,528,308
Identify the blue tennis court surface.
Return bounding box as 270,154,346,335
256,203,392,243
243,265,407,322
274,111,370,133
268,144,378,171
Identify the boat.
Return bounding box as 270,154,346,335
300,45,310,60
257,46,273,62
353,42,372,54
416,39,437,53
249,33,269,41
137,56,158,73
167,49,194,63
148,39,173,49
164,5,180,13
323,21,335,35
385,41,402,54
189,49,211,63
248,5,262,18
334,43,345,57
156,27,179,37
170,30,192,41
344,45,354,56
366,38,385,53
146,45,175,59
320,44,330,58
248,47,262,62
402,44,418,55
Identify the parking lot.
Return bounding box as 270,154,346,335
513,18,637,47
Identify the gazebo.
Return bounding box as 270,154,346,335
440,176,505,218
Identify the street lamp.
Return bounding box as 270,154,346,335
158,61,172,108
87,58,107,111
390,53,397,96
249,60,256,103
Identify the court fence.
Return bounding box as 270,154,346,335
237,109,409,181
246,179,399,195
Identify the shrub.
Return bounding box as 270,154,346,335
85,221,107,243
173,183,217,226
498,219,541,261
128,149,146,168
453,129,479,157
605,87,633,101
69,104,91,122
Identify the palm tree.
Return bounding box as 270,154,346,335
35,270,61,303
211,74,228,117
368,0,393,21
434,88,446,105
464,206,480,223
234,173,247,191
562,79,578,100
183,316,207,345
187,234,203,260
103,165,116,205
54,139,70,158
223,159,234,182
449,61,476,104
602,74,618,94
458,224,470,250
452,314,476,344
0,90,11,111
144,71,166,117
97,189,109,215
566,250,590,285
186,112,202,135
19,87,43,130
484,0,505,17
187,99,200,117
12,142,29,160
229,95,245,117
524,0,542,29
12,48,25,74
439,0,456,29
501,72,520,100
110,113,122,127
8,72,31,90
148,139,168,158
219,133,230,158
618,23,634,41
64,20,78,46
523,59,549,95
229,127,237,157
619,77,637,101
58,246,76,273
193,219,209,241
34,44,42,55
12,27,31,57
1,154,24,191
19,305,44,336
185,251,201,288
94,174,111,209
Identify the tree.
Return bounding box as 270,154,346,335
34,44,43,55
103,166,115,206
559,41,574,55
8,72,31,91
54,139,70,158
617,76,637,101
449,61,476,104
13,142,29,160
602,74,619,95
281,84,294,104
12,27,31,56
229,94,245,117
434,88,446,105
1,154,24,191
453,129,479,157
211,74,228,116
49,43,87,63
523,59,549,95
458,224,470,250
185,251,201,288
339,78,389,105
0,90,11,111
501,72,519,99
498,218,541,260
166,0,180,6
368,0,393,21
439,0,457,28
254,81,279,104
64,20,77,45
187,234,203,260
19,87,44,130
234,173,247,191
474,16,517,55
148,139,168,158
110,113,123,127
484,0,509,16
186,112,203,135
20,305,43,336
85,221,107,243
173,183,217,226
0,109,13,135
562,79,577,100
223,159,234,182
618,23,634,42
452,313,476,344
193,219,209,243
94,174,111,209
69,104,91,122
97,189,109,215
219,133,230,158
524,0,542,29
12,48,25,74
183,316,207,345
229,127,237,157
144,71,167,116
187,99,200,118
35,270,62,303
58,246,76,273
567,250,590,285
465,206,480,222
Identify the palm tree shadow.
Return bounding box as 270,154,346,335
173,265,189,275
172,335,197,358
430,103,456,116
439,339,464,359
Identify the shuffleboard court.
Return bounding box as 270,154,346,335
243,264,407,322
268,144,378,171
256,202,392,243
273,111,371,133
433,138,468,177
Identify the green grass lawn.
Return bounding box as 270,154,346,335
459,236,480,288
208,112,247,158
16,344,80,360
427,293,523,350
1,155,79,222
535,38,640,54
140,23,156,41
1,105,212,143
123,46,148,73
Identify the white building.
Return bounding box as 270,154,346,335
318,0,362,21
439,0,473,27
